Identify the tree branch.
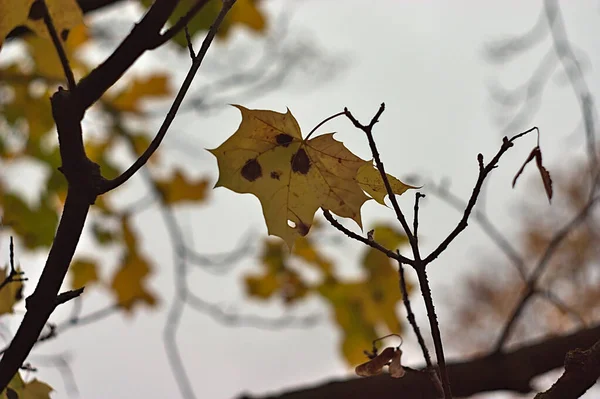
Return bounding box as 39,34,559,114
321,210,412,264
535,339,600,399
99,0,236,194
241,324,600,399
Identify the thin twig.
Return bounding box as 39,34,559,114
398,260,431,368
322,209,412,265
305,111,345,140
426,180,527,280
153,0,211,48
0,237,27,292
99,0,237,194
413,192,425,246
344,105,417,250
38,0,76,90
184,26,195,59
345,105,452,397
425,128,538,264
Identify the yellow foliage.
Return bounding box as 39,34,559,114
0,0,83,48
210,106,370,248
156,170,209,204
139,0,266,47
110,250,157,312
2,372,52,399
111,74,171,114
357,163,416,205
69,258,99,289
0,267,23,316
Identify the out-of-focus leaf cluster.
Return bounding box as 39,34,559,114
245,223,411,365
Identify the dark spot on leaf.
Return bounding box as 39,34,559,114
6,388,18,399
241,159,262,182
15,285,23,301
339,200,345,206
291,149,310,174
270,171,281,180
61,29,70,41
297,221,309,236
28,1,45,20
337,158,342,163
372,289,384,302
276,134,293,147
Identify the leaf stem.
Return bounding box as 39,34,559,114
305,111,345,140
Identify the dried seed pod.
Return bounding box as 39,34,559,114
355,347,396,377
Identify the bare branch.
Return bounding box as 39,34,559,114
322,210,412,264
535,339,600,399
99,0,236,194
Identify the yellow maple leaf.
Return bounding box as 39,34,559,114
156,170,209,204
110,74,171,114
26,23,89,80
69,258,98,289
3,372,53,399
0,0,84,47
357,163,417,205
0,0,34,47
110,251,157,312
0,266,23,316
25,0,83,41
209,105,370,248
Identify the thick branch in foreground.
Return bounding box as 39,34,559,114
240,325,600,399
535,339,600,399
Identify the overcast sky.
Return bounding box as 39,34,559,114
4,1,600,398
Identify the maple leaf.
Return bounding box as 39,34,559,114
69,258,98,289
209,105,370,248
357,164,418,205
0,0,83,48
0,266,23,316
2,372,52,399
110,74,171,114
155,170,209,204
139,0,265,47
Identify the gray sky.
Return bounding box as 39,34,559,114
5,1,600,398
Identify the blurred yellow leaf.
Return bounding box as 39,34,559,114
69,258,98,289
111,74,171,114
244,240,309,304
319,281,378,365
128,131,159,164
293,235,334,276
357,163,417,205
2,372,52,399
24,0,83,43
121,216,137,251
110,251,157,312
26,23,89,80
1,74,55,141
316,224,410,366
0,267,23,316
0,0,34,47
1,193,59,249
156,170,209,204
139,0,266,48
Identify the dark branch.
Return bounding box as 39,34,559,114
535,339,600,399
241,324,600,399
322,210,412,265
99,0,236,193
